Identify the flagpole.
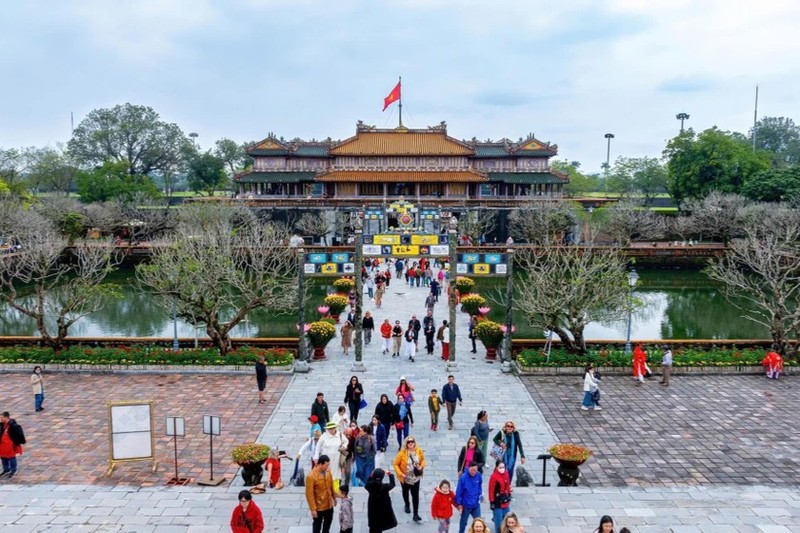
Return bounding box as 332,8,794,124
398,76,403,128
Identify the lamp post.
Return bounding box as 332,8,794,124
676,112,690,133
172,298,180,351
603,133,615,171
447,215,458,370
353,215,366,372
624,269,639,355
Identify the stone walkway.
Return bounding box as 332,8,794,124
1,265,799,532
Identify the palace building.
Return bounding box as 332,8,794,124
233,121,568,206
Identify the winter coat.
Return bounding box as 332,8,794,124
366,473,397,531
380,322,392,338
488,468,512,510
393,447,426,484
457,446,485,474
230,500,264,533
344,383,364,404
455,470,483,508
431,487,457,520
371,422,388,451
374,400,395,427
311,400,330,428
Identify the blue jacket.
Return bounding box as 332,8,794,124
442,383,462,403
373,423,388,451
455,470,482,508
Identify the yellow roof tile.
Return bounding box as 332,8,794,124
330,130,474,156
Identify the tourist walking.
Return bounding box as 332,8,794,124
393,393,413,448
488,460,512,532
581,363,601,411
410,314,422,348
365,468,397,533
491,421,525,484
438,320,451,361
423,309,436,355
311,393,330,428
391,320,403,358
338,485,354,533
442,374,462,430
428,388,442,431
314,422,348,490
341,320,354,356
468,315,478,353
380,319,392,354
230,489,264,533
457,436,486,476
365,274,375,300
633,343,647,384
305,455,338,533
375,279,385,308
468,518,489,533
593,515,616,533
332,405,350,433
0,411,24,479
362,312,375,345
499,512,526,533
455,461,483,533
431,479,458,532
354,425,377,486
374,395,394,441
660,345,673,386
404,323,417,362
297,429,323,471
344,376,364,423
471,411,491,460
393,436,426,523
31,366,45,411
430,278,441,302
425,292,436,313
396,377,415,404
370,414,388,454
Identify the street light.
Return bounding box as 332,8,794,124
624,269,639,355
676,112,690,133
172,298,180,351
604,133,615,171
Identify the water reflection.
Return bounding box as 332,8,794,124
0,269,769,340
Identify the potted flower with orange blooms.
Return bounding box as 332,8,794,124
548,443,593,486
232,443,271,486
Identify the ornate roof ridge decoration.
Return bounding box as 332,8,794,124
329,125,475,156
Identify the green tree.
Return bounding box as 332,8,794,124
26,145,78,195
0,177,10,196
605,156,668,202
0,147,35,196
551,160,599,195
75,160,161,203
741,166,800,202
68,103,189,176
664,127,770,200
214,138,247,176
187,152,227,196
749,116,800,168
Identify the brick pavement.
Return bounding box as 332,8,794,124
0,373,289,486
522,374,800,487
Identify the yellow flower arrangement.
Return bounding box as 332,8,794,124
308,320,337,347
460,294,487,315
322,294,349,315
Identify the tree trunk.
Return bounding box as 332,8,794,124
206,324,233,356
551,326,577,352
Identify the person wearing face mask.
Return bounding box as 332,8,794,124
31,366,45,412
488,460,512,533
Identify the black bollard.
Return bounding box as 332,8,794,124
536,453,552,487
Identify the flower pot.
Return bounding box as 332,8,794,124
313,346,327,360
553,457,585,486
485,347,498,360
239,460,265,486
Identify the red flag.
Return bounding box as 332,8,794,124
383,80,401,111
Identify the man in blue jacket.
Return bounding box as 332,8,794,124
455,461,482,533
441,375,462,430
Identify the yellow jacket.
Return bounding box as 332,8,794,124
305,467,336,513
393,447,426,484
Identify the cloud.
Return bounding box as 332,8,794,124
658,77,714,93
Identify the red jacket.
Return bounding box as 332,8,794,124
762,351,784,370
488,469,512,509
380,322,393,339
430,488,457,519
230,500,264,533
633,345,647,376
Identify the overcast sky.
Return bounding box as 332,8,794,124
2,0,799,172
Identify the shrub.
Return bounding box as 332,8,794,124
323,294,349,315
460,294,487,316
474,320,504,348
516,346,777,368
307,321,337,347
231,443,271,465
454,276,475,294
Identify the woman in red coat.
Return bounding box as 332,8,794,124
632,344,647,385
762,351,784,379
488,460,513,532
230,490,264,533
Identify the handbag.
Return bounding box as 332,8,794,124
490,444,504,461
359,398,368,409
395,421,404,430
413,466,423,476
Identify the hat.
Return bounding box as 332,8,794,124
308,415,318,423
400,376,406,381
325,421,338,429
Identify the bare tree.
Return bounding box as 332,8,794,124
456,211,496,244
109,194,176,243
0,209,120,349
295,211,331,245
681,192,749,243
136,217,298,355
509,200,580,245
592,198,666,245
705,205,800,355
510,246,632,353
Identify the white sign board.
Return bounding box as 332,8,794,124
107,401,157,476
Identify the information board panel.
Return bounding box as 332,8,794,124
456,253,508,276
107,400,157,475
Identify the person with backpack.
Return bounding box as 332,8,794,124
0,411,25,479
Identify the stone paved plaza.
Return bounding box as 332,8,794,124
2,267,800,532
